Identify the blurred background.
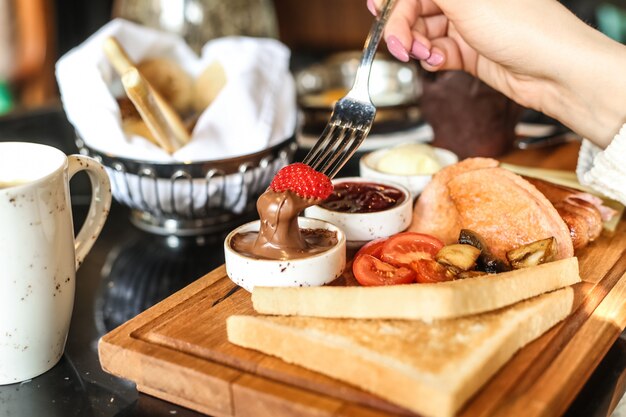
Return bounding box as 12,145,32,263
0,0,625,116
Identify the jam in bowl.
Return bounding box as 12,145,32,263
320,181,406,213
305,177,412,246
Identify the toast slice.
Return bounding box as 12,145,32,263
252,257,580,321
228,287,574,417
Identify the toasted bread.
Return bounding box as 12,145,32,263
137,57,194,114
121,117,157,145
252,257,580,320
228,287,573,417
193,61,227,112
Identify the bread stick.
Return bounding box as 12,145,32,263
122,68,177,154
193,60,227,112
103,36,134,74
104,36,191,147
137,58,194,114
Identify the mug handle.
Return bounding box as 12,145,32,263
67,155,112,270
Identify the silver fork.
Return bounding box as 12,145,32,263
302,0,397,178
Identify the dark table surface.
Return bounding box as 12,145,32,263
0,106,625,417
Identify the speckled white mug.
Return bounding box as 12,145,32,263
0,142,111,385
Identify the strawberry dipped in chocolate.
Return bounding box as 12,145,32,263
231,163,336,260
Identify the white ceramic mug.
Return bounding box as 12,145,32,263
0,142,112,385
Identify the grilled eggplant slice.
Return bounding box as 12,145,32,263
436,244,481,273
458,229,512,273
506,237,557,269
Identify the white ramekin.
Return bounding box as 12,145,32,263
224,217,346,292
304,177,412,244
359,146,458,197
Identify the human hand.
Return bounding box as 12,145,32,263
368,0,591,109
367,0,626,147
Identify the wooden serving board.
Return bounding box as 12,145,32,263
99,220,626,417
99,143,626,417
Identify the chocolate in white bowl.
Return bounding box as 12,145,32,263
304,177,412,246
224,217,346,292
359,143,458,198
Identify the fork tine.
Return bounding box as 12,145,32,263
301,0,395,179
326,128,368,178
316,127,359,174
302,123,338,166
309,125,351,171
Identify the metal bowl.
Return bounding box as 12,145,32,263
77,136,297,236
296,52,423,136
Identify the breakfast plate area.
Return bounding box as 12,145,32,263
97,130,626,417
98,219,626,417
1,107,626,417
100,222,626,416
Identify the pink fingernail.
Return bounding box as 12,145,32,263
410,40,431,60
386,36,409,62
426,52,444,66
366,0,378,16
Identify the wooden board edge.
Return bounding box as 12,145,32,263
139,376,400,417
232,373,352,417
100,265,229,344
139,385,234,417
492,268,626,417
460,251,626,417
98,332,241,417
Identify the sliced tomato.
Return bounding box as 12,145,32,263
354,237,388,259
352,254,416,286
380,232,444,267
411,259,455,284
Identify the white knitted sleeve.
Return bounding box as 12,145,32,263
577,124,626,205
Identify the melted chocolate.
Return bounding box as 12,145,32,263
231,228,338,260
230,190,337,260
320,182,405,213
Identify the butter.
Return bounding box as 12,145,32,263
376,143,442,175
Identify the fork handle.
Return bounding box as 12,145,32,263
351,0,397,100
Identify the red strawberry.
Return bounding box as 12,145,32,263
269,163,333,200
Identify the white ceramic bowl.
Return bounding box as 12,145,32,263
359,146,458,197
224,217,346,292
304,177,412,244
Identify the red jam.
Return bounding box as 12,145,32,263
320,182,405,213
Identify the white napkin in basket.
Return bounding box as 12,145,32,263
55,18,296,162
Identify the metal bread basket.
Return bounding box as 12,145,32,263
76,136,297,236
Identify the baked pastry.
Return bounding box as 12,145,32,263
121,118,157,145
137,57,194,114
193,60,227,113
